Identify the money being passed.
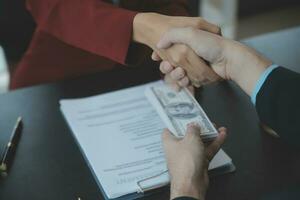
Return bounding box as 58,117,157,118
145,85,218,141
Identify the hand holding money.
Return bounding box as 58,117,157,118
162,124,227,200
145,84,218,141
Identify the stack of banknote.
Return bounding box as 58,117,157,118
145,85,218,141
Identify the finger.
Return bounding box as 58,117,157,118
151,51,162,61
159,61,174,74
166,82,181,92
164,74,181,92
182,58,203,87
185,123,201,139
158,28,223,65
187,85,195,95
187,52,220,85
170,83,181,92
170,67,185,81
192,81,202,88
193,18,221,35
157,17,221,49
218,127,227,133
206,127,227,161
178,76,190,87
162,128,178,144
170,55,201,88
157,28,192,49
170,54,200,86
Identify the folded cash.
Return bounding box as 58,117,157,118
145,85,218,141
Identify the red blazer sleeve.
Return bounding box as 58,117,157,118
26,0,138,65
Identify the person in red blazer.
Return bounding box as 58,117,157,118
10,0,221,89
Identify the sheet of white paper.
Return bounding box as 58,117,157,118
61,81,168,198
60,80,232,199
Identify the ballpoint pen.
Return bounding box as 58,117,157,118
0,117,23,176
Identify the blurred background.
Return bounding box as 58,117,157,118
0,0,300,93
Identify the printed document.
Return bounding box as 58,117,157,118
60,81,232,199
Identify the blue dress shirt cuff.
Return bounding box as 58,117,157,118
251,64,279,105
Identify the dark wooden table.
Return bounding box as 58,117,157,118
0,63,299,200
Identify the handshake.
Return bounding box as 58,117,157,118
133,13,272,95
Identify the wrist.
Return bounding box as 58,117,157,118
133,13,163,48
222,40,272,96
170,179,207,200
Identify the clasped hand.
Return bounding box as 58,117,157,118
152,24,222,88
156,27,272,95
133,13,221,89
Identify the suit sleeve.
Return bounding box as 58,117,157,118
26,0,137,65
256,67,300,147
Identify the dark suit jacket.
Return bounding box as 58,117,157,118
256,67,300,148
173,67,300,200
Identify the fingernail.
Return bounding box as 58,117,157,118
179,77,189,87
192,122,200,128
187,122,200,128
219,127,227,132
178,73,184,79
187,123,193,128
178,81,185,88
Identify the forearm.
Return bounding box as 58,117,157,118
170,181,206,200
132,13,157,48
222,39,272,96
132,0,190,45
133,13,177,51
129,1,190,65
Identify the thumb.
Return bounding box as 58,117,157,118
162,129,178,144
185,123,202,140
206,127,227,161
158,28,224,64
157,27,193,49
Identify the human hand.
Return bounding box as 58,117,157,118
162,60,190,89
162,124,227,200
160,65,195,95
132,13,221,87
154,44,220,88
157,27,272,96
133,13,220,50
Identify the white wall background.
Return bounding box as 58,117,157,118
200,0,238,39
0,46,9,93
